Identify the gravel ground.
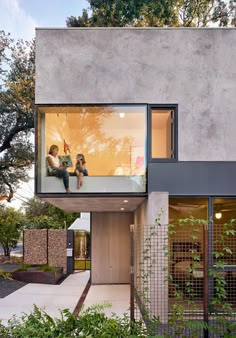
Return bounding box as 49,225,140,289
0,263,27,298
0,278,27,298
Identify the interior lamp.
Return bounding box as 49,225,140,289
119,112,125,118
215,212,222,219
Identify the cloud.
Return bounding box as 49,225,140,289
0,0,37,41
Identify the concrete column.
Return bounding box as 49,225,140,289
146,192,169,324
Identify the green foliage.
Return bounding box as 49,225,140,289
134,211,163,335
23,197,80,229
66,0,236,28
165,216,210,336
17,264,59,272
208,219,236,337
0,31,35,201
17,264,33,272
0,205,23,256
74,259,91,270
0,269,12,280
165,216,236,337
40,265,58,272
0,304,147,338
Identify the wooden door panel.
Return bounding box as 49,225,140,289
92,212,133,284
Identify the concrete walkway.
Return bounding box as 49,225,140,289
0,271,130,325
83,284,130,318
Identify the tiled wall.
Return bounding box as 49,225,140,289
24,229,67,273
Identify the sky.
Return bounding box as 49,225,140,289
0,0,88,40
0,0,88,209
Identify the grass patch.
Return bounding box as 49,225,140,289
74,259,91,270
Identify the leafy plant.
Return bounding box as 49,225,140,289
163,216,208,336
208,219,236,337
0,304,147,338
0,31,35,202
134,211,163,335
23,196,80,229
0,205,23,257
67,0,236,28
0,269,12,280
17,264,60,273
40,265,58,272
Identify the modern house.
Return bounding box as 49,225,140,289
35,28,236,325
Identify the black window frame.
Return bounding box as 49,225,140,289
148,104,178,162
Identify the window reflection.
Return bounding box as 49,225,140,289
39,105,146,177
213,198,236,266
169,198,208,222
213,198,236,223
37,105,147,193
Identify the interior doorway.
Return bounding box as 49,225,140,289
74,230,91,270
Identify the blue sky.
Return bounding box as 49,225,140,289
0,0,88,208
0,0,88,41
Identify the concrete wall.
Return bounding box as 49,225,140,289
134,192,169,323
36,28,236,161
24,230,67,273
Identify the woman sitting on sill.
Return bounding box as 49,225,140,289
47,144,70,193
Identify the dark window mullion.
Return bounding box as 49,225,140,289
171,110,174,158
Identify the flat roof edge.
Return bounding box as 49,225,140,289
35,27,236,31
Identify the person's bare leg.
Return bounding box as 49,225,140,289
75,170,80,189
76,171,83,189
79,173,83,188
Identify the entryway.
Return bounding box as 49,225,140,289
91,212,133,284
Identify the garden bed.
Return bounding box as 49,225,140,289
12,265,63,284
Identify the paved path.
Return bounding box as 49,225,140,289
83,284,130,318
0,271,130,325
0,264,20,272
0,271,89,325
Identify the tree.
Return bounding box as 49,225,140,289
0,205,23,257
66,0,236,28
0,31,35,203
23,197,80,229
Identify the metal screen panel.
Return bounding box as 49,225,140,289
130,220,236,337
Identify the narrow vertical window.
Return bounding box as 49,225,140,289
151,106,177,159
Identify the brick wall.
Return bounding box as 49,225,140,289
23,229,67,273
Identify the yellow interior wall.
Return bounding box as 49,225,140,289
44,112,144,176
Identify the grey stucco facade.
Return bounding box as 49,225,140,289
35,28,236,324
36,28,236,163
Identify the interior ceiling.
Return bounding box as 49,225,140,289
40,196,147,213
169,198,236,213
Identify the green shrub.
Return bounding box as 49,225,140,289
0,303,147,338
40,264,58,272
0,269,12,280
17,264,59,272
17,264,33,272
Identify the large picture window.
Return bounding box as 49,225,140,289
37,105,147,194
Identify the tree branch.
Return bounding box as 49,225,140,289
0,117,34,153
1,175,14,202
